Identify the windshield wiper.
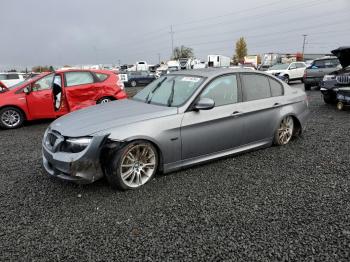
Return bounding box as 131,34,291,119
145,77,167,104
167,79,176,107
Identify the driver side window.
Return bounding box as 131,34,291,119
32,74,54,91
200,75,238,106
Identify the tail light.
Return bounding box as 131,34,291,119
116,75,124,90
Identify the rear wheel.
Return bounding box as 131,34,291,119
0,107,25,129
105,140,159,190
97,97,113,104
304,83,311,91
274,116,294,146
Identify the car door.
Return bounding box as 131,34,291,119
25,73,56,119
288,63,298,79
63,71,97,111
296,63,306,78
239,73,282,144
181,74,245,160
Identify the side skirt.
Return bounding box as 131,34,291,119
163,138,273,173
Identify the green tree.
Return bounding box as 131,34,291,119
172,45,194,60
235,37,248,63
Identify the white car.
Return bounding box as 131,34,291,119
266,62,307,84
0,73,25,88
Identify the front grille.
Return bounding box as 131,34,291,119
336,75,350,85
47,133,57,147
45,131,64,152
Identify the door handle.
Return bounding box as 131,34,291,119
232,111,243,117
273,103,281,107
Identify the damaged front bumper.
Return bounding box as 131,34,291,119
42,132,108,184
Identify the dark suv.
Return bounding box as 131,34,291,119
320,47,350,104
124,71,156,87
303,56,340,90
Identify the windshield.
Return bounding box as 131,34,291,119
270,64,289,70
133,75,204,107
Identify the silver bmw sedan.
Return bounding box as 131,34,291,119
42,68,309,190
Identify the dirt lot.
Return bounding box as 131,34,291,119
1,83,349,261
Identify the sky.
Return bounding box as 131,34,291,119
1,0,349,70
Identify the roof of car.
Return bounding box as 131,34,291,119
169,67,260,78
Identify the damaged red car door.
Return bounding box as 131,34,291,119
63,71,100,111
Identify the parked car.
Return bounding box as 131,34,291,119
320,46,350,104
123,71,156,87
0,72,25,88
0,69,127,129
303,56,340,90
266,62,307,84
42,68,309,190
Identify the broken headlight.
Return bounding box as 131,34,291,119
62,137,92,153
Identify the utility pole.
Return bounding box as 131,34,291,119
170,25,174,58
302,34,307,59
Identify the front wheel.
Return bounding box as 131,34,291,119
274,116,294,146
105,141,159,190
130,80,137,87
283,75,290,84
0,107,25,129
323,94,336,104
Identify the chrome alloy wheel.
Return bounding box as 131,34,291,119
120,144,156,188
277,116,294,145
1,109,21,128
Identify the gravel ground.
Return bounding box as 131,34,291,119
1,83,349,261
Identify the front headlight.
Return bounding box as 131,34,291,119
63,137,92,153
323,75,335,81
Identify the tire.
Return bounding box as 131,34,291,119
273,116,294,146
130,80,137,87
283,75,290,84
0,107,25,129
337,102,344,111
97,97,113,104
304,84,311,91
323,94,336,104
105,140,159,190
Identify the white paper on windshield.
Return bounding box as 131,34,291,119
181,77,201,82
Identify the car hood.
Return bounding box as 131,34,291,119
50,99,178,137
331,46,350,68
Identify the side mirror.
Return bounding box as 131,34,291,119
23,86,31,94
194,98,215,111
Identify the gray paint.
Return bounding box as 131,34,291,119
43,68,309,183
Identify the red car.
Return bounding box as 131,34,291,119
0,69,127,129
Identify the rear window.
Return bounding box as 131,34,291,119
65,72,94,87
7,74,19,80
268,77,283,97
313,60,326,68
95,73,109,81
241,74,271,101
